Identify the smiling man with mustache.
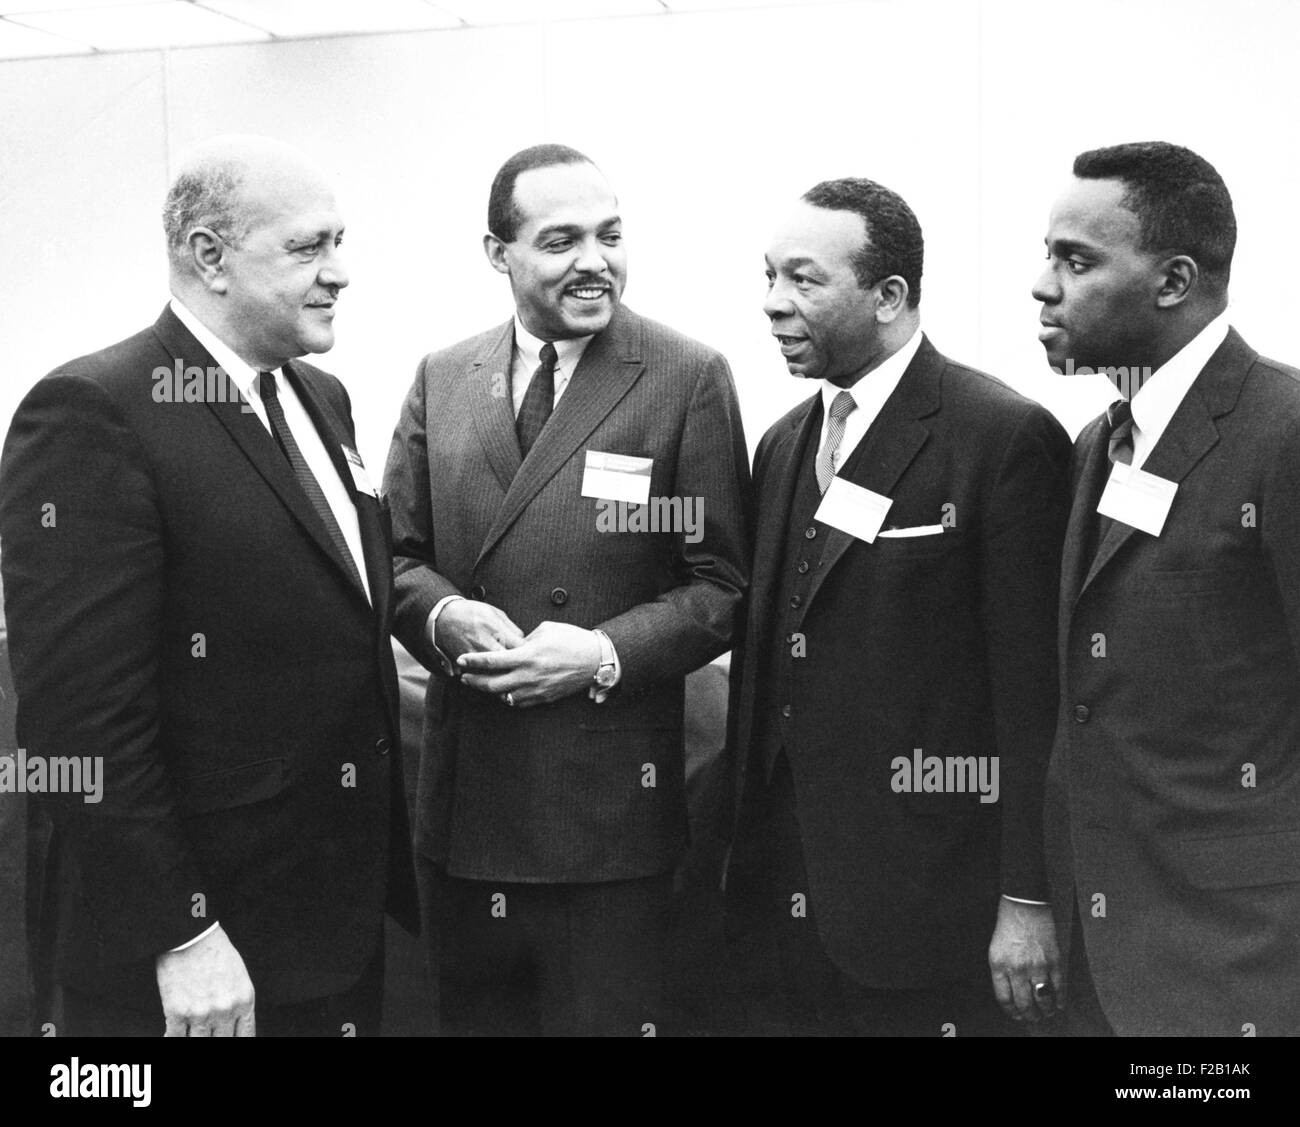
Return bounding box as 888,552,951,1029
383,143,750,1036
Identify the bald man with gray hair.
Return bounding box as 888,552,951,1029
0,136,417,1037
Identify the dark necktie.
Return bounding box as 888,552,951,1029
1095,398,1136,551
1108,398,1135,466
259,370,365,593
516,342,558,458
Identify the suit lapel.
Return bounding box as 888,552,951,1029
1061,417,1110,616
749,398,820,641
1076,330,1255,597
476,307,646,567
467,322,522,494
151,307,370,608
798,337,940,622
284,362,377,609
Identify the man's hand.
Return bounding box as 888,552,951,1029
435,599,526,662
155,924,256,1037
989,898,1063,1023
458,621,600,707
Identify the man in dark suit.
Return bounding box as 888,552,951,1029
1035,141,1300,1036
383,143,750,1036
0,135,416,1037
724,178,1071,1036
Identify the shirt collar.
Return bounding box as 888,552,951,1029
821,325,923,417
513,316,594,375
1128,310,1231,438
169,296,263,399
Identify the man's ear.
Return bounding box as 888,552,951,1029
873,275,910,323
483,233,511,276
186,227,228,294
1155,255,1198,309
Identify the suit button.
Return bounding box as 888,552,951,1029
789,595,802,609
550,587,569,606
781,704,792,719
804,526,817,540
1072,705,1090,724
469,584,486,600
375,737,390,755
796,560,810,574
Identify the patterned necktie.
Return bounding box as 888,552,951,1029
1108,398,1135,465
259,370,365,593
517,342,558,458
816,390,858,494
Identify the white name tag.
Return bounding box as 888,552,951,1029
342,445,378,498
581,450,653,505
814,477,893,543
1096,461,1177,536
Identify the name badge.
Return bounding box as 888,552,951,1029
814,477,893,543
581,450,653,505
1096,461,1177,536
342,445,378,498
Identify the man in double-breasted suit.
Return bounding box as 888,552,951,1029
724,178,1071,1036
383,144,750,1036
0,136,416,1036
1035,141,1300,1036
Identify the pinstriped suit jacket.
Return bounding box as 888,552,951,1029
384,304,751,883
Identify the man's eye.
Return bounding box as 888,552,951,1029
1066,259,1090,275
601,233,622,246
794,274,813,287
546,240,572,252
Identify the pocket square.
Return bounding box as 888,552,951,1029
876,524,945,538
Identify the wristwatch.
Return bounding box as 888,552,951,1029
592,629,618,691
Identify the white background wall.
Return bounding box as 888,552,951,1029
2,0,1298,473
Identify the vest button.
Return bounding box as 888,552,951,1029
789,595,802,609
375,737,390,755
469,584,486,600
804,526,817,539
550,587,569,606
796,560,810,574
781,704,792,719
1072,704,1091,724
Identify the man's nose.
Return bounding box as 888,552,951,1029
319,246,349,290
763,280,793,319
574,238,609,275
1031,264,1059,305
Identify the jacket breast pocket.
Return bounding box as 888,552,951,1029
870,528,963,563
179,757,288,815
1178,828,1300,889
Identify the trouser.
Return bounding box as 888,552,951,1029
420,853,672,1037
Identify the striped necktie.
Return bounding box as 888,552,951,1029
517,342,558,458
816,390,858,494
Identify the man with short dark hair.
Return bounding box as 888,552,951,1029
724,177,1070,1036
1035,140,1300,1036
383,143,750,1036
0,135,417,1037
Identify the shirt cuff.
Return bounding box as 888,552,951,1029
168,920,220,953
428,594,466,676
1001,894,1049,906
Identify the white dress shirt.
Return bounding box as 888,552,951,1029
169,298,371,607
509,316,594,415
816,327,924,474
1123,310,1231,471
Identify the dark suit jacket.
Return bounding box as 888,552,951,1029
383,304,750,883
0,306,417,1011
728,336,1071,988
1046,328,1300,1035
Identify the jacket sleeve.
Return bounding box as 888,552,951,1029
0,372,210,964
